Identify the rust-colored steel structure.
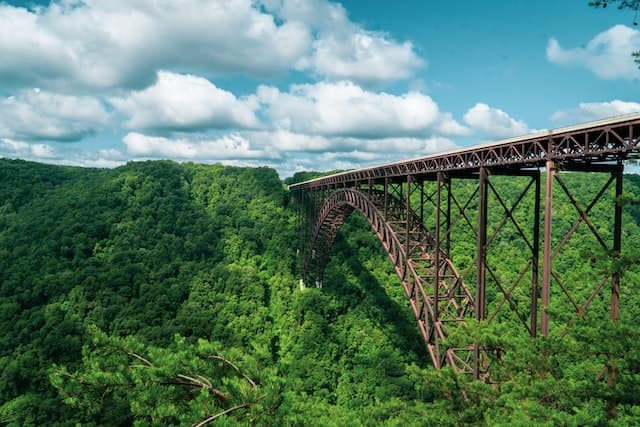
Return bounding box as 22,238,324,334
289,113,640,379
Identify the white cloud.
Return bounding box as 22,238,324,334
247,129,456,155
281,137,455,177
463,103,529,139
0,5,74,89
264,0,423,84
551,100,640,124
31,143,56,158
248,130,334,152
0,138,56,159
0,89,109,141
256,81,465,138
435,112,473,136
0,0,422,91
261,0,347,31
62,149,127,168
123,132,279,160
118,126,457,178
356,136,457,155
308,32,423,85
110,71,259,131
0,0,311,91
547,25,640,79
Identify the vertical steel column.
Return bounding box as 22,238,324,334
295,191,301,282
435,172,443,318
406,175,413,260
446,178,452,258
531,171,541,336
384,177,389,220
400,180,404,219
541,159,555,336
476,167,488,321
608,162,624,419
420,178,424,224
474,167,488,380
302,190,311,285
611,162,623,322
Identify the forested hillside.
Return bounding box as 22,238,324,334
1,159,639,426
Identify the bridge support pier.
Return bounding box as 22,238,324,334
611,162,623,323
538,160,624,337
541,159,555,336
474,168,488,379
531,171,541,337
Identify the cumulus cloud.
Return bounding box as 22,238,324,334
308,32,423,85
59,149,127,168
247,129,456,156
547,25,640,79
282,136,455,177
0,89,109,141
264,0,423,84
110,71,259,132
550,100,640,124
123,132,279,161
0,138,56,159
256,81,466,138
118,126,458,178
0,0,422,91
248,130,334,152
0,0,311,91
435,112,473,136
463,103,529,139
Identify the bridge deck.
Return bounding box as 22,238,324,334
289,112,640,190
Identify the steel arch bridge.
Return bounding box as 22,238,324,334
289,112,640,379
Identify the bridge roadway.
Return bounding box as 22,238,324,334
289,113,640,379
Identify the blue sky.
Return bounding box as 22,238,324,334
0,0,638,176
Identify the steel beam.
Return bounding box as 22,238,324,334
474,167,488,379
446,178,452,258
531,171,541,336
611,162,623,322
541,159,554,336
435,172,443,319
476,167,488,322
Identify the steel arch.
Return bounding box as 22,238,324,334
302,188,476,372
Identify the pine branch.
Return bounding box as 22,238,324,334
192,394,267,427
129,351,153,367
176,374,227,400
192,402,252,427
208,353,258,388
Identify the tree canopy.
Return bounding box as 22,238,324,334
0,159,639,425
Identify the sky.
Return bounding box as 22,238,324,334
0,0,639,177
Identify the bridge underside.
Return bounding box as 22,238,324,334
291,114,640,379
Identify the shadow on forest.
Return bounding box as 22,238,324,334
321,220,428,364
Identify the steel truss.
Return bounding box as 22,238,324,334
290,113,637,376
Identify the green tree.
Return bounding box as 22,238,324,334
50,326,281,426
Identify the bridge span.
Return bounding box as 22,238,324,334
289,112,640,379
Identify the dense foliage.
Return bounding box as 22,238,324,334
0,159,639,425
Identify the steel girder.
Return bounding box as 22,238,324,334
289,113,640,191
